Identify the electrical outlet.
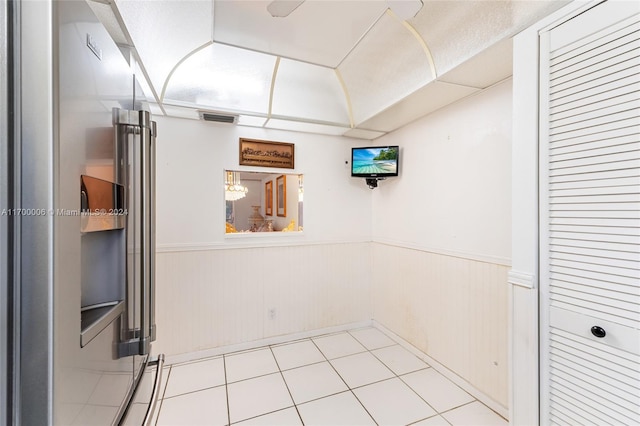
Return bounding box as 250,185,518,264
269,308,276,319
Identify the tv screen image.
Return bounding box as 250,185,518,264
351,146,399,177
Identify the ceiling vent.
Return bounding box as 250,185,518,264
199,111,238,124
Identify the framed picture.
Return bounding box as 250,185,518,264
239,138,294,169
265,180,273,216
276,175,286,217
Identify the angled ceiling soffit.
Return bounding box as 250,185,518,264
409,0,571,76
338,10,436,126
163,43,277,116
265,118,350,136
114,0,213,102
271,58,351,126
358,81,479,133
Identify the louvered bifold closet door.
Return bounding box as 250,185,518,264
541,3,640,425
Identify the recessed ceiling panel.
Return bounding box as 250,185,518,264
438,38,513,89
339,11,434,125
87,1,129,45
148,103,165,117
162,104,201,120
213,0,387,67
237,115,268,127
343,128,387,140
164,43,277,115
410,1,508,75
272,59,350,125
115,0,213,97
358,81,479,132
265,118,349,136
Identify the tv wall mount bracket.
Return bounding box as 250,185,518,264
365,177,385,189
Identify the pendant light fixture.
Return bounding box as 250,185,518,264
225,171,248,201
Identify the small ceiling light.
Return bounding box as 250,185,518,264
387,0,424,20
267,0,305,17
225,171,249,201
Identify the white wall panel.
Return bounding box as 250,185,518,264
153,243,372,357
371,243,509,409
371,79,513,265
367,81,513,411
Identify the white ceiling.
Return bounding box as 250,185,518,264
92,0,569,139
213,1,390,68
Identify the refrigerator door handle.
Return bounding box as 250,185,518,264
115,109,157,358
149,120,157,342
139,111,151,356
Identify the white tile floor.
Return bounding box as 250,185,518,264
153,327,508,426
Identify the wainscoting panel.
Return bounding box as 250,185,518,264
371,243,509,409
154,242,372,357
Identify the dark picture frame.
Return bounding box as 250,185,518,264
239,138,294,169
276,175,286,217
265,180,273,216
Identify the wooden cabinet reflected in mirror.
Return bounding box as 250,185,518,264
225,170,303,234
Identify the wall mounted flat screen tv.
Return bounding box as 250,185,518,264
351,146,399,178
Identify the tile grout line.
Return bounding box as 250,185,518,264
347,329,398,352
224,346,301,424
272,339,381,407
360,332,472,425
278,359,326,373
309,337,379,426
268,344,306,425
290,389,363,408
437,399,485,418
160,383,227,400
372,322,509,420
367,327,505,422
223,355,231,426
225,369,284,386
368,348,442,415
345,342,401,426
350,330,453,425
406,413,453,426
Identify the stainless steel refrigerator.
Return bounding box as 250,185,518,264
2,1,163,424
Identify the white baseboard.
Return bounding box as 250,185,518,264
372,321,509,421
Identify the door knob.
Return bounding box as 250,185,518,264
590,326,606,338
